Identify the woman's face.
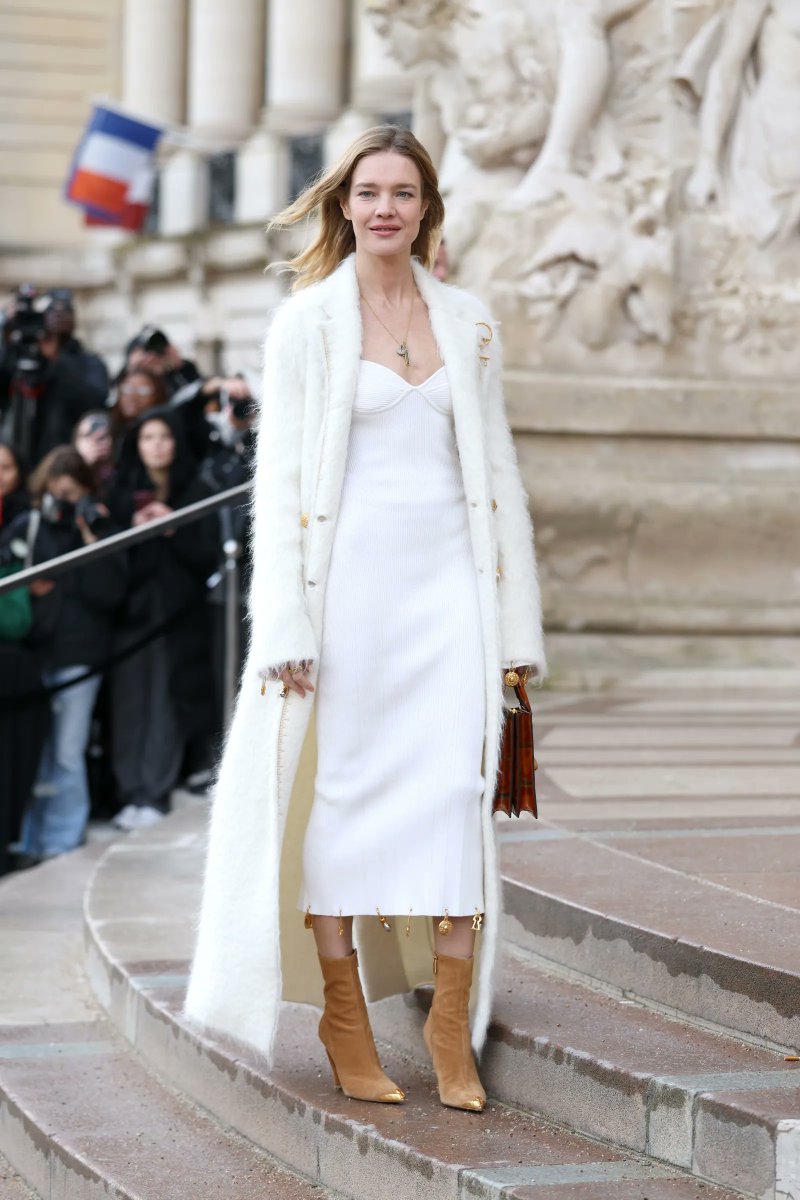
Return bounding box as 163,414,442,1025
48,474,88,505
341,152,428,260
117,372,158,420
75,415,113,465
0,445,20,497
138,419,176,473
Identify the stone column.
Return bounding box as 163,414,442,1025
187,0,265,139
350,0,412,117
235,128,291,223
159,148,209,236
266,0,347,132
122,0,187,125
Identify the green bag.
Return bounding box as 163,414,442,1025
0,561,33,642
0,509,38,642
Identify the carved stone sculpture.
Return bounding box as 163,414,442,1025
368,0,800,374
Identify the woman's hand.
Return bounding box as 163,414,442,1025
278,666,315,698
29,579,55,598
133,501,174,534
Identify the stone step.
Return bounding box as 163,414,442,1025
498,828,800,1052
84,808,754,1200
369,945,800,1200
0,848,332,1200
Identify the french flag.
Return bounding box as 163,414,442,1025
65,104,164,232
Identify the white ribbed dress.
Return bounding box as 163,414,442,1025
299,360,486,919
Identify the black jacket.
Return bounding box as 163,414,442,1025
109,408,219,738
0,509,127,671
0,347,98,466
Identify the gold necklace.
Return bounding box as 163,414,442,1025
360,288,415,368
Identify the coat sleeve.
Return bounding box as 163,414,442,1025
481,311,547,681
246,299,317,679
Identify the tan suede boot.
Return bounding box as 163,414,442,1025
423,953,486,1112
317,949,405,1103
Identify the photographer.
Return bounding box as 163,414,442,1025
72,410,116,496
0,286,100,467
42,290,109,405
0,446,126,864
122,325,200,399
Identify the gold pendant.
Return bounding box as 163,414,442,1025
338,910,344,938
438,910,452,936
376,907,392,931
472,909,483,932
304,908,313,930
396,342,410,367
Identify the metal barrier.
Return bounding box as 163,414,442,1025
0,481,251,728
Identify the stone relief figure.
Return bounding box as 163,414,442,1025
504,0,653,208
678,0,800,245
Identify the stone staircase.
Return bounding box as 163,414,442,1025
0,684,798,1199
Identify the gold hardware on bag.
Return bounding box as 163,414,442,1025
472,910,483,932
376,908,392,931
304,908,313,930
433,953,438,975
438,911,452,935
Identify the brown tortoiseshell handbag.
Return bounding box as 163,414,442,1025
493,675,538,818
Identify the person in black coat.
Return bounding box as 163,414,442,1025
0,440,29,530
108,408,219,830
0,446,126,862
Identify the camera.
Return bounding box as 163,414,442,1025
5,284,48,375
39,493,112,537
130,325,169,356
76,496,112,536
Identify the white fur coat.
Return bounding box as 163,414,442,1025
184,252,546,1067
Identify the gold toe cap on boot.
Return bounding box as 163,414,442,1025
380,1088,406,1103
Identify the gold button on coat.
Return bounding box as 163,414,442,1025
300,513,309,528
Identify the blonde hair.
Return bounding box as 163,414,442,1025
270,125,445,291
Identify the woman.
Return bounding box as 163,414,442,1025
73,410,115,497
108,409,218,831
0,440,29,530
185,126,545,1112
6,447,125,861
108,369,165,444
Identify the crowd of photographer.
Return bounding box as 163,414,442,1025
0,287,255,874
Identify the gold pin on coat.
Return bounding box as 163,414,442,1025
476,321,493,366
376,908,392,931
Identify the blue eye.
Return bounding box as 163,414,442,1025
358,190,374,198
